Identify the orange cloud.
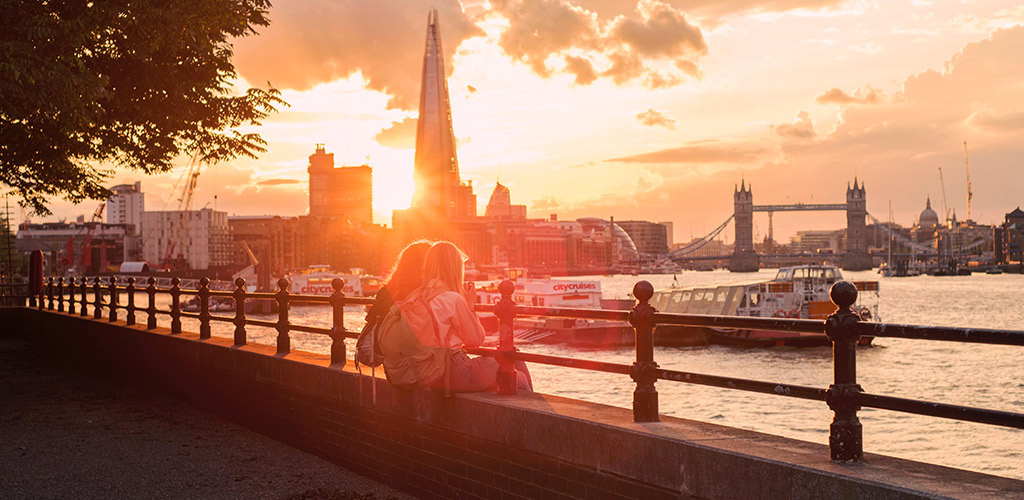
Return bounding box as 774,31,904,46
492,0,707,90
232,1,483,109
608,141,765,164
564,55,598,85
636,108,676,129
815,85,884,105
375,117,418,148
968,110,1024,131
772,110,816,140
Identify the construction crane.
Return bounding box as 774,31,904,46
937,167,951,223
963,141,973,221
161,152,202,270
79,203,105,274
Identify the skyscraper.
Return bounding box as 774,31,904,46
411,9,474,219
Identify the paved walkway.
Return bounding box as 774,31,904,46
0,337,414,500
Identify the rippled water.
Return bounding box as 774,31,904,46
138,269,1024,480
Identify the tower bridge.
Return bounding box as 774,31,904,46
732,178,871,271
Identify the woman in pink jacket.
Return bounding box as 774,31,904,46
419,241,532,393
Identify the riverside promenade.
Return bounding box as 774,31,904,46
0,337,410,500
3,272,1023,500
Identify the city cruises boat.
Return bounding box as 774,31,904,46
284,265,382,298
474,271,634,347
650,265,879,347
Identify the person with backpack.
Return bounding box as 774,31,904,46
362,240,432,337
410,241,533,393
355,240,431,399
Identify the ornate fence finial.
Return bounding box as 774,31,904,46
125,277,136,326
629,280,659,422
496,279,518,395
79,277,88,317
233,277,247,346
276,278,291,355
67,277,77,315
46,277,54,310
170,277,182,334
146,277,157,329
198,277,211,340
93,277,103,319
56,277,65,312
824,280,863,462
329,278,346,366
108,276,118,322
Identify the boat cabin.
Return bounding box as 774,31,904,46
652,265,879,321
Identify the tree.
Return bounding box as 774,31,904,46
0,0,285,215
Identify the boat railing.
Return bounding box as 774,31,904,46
17,270,1024,464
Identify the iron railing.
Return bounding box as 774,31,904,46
33,275,372,365
22,272,1024,464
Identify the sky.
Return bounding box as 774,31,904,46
34,0,1024,244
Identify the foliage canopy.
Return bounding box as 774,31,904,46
0,0,284,215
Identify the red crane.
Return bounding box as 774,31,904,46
78,203,105,274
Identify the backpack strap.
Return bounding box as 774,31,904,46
422,298,452,397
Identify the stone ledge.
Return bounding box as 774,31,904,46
7,307,1024,500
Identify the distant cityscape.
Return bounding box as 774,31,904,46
4,11,1023,281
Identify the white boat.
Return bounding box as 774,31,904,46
651,265,880,347
284,265,382,298
474,271,634,347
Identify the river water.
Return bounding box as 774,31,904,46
149,269,1023,480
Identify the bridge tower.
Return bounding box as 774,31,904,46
843,178,872,270
730,181,760,272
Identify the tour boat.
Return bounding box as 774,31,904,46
284,265,382,298
650,265,879,347
474,271,634,347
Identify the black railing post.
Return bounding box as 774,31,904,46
67,277,76,315
146,277,157,329
329,278,345,366
170,277,182,334
79,277,88,317
233,277,246,346
496,279,518,395
198,277,211,340
92,277,102,319
629,280,659,422
824,280,864,462
29,250,42,308
108,277,118,322
125,277,136,326
46,277,54,310
276,278,291,355
56,277,64,312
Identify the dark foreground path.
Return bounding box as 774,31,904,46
0,337,413,500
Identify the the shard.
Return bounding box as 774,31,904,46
411,8,464,219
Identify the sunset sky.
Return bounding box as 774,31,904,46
37,0,1024,243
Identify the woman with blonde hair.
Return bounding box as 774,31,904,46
416,241,532,393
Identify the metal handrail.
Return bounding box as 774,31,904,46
33,275,364,364
25,273,1024,464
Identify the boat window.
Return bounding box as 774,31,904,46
824,268,836,280
713,288,728,314
664,291,681,313
651,292,668,311
679,290,693,313
687,290,703,313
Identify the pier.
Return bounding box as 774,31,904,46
2,265,1023,499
